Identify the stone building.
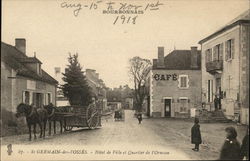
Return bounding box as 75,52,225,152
85,69,107,111
198,10,249,125
1,39,58,132
147,47,201,118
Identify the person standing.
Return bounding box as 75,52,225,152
219,126,241,160
214,95,219,111
240,127,249,160
191,117,202,151
137,113,142,124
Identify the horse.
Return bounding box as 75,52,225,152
16,103,48,141
44,103,64,135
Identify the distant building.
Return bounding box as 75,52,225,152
124,97,133,109
86,69,107,111
1,39,58,124
198,10,249,125
147,47,201,118
54,67,70,106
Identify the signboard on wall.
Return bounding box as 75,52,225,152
153,74,178,81
27,80,36,90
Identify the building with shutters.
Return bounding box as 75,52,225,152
1,39,58,130
85,69,107,111
146,46,201,118
198,10,249,125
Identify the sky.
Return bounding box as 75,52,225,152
2,0,249,88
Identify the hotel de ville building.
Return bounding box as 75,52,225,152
199,10,249,125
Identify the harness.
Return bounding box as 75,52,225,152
48,108,55,118
27,106,35,118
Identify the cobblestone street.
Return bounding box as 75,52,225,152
1,110,247,160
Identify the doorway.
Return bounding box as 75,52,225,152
216,78,222,109
164,99,171,117
33,93,43,108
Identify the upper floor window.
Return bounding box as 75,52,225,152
178,75,189,89
213,43,223,61
225,39,235,61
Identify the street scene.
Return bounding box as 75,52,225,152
1,0,249,160
1,110,248,160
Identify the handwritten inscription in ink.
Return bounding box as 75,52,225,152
59,0,164,24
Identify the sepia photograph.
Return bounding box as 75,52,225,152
1,0,249,160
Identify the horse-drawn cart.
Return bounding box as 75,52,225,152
56,104,102,131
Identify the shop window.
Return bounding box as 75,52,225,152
179,98,188,113
178,75,189,89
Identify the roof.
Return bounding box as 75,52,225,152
19,57,42,64
1,42,58,85
199,9,250,44
153,50,201,70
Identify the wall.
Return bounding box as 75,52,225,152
150,69,201,118
201,25,241,118
1,62,57,136
240,24,250,125
1,61,13,112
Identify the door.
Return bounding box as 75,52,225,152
147,96,150,116
164,99,171,117
33,93,43,108
216,78,222,109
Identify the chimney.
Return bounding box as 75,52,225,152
157,47,165,68
190,46,198,69
15,38,26,54
55,67,61,75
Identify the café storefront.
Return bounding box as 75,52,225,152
148,47,202,118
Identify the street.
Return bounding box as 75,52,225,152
1,110,247,160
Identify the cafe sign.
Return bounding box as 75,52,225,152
153,74,178,81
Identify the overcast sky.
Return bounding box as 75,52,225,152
2,0,249,88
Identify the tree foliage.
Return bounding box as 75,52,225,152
128,56,151,112
62,53,92,106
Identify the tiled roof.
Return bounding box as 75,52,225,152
153,50,201,70
1,42,58,84
199,9,250,44
19,57,42,64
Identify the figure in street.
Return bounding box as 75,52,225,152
214,95,219,111
240,127,249,160
219,126,241,160
137,113,142,124
191,117,202,152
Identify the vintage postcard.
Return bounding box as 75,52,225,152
1,0,249,160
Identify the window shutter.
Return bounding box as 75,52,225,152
44,94,47,105
213,46,216,61
22,91,26,103
219,43,223,61
231,39,235,59
30,92,33,105
205,50,208,63
225,41,228,61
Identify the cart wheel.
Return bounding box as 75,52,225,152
86,105,99,129
64,125,73,131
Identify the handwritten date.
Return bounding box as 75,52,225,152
113,15,137,25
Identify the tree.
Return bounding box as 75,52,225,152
128,56,151,112
62,53,92,106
